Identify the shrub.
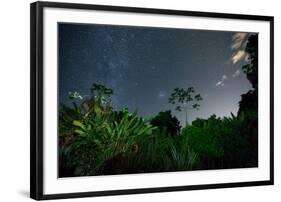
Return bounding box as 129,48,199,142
150,110,181,136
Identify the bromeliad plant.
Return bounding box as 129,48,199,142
164,135,198,171
59,83,155,176
130,127,198,173
65,110,155,176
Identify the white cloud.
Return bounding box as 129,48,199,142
231,50,248,64
231,33,248,50
216,75,227,87
216,81,223,86
232,70,240,78
230,33,250,64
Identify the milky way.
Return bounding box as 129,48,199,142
59,23,254,124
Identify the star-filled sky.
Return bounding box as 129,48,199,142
59,23,255,124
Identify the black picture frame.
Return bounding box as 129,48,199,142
30,1,274,200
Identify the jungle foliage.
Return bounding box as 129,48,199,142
59,35,258,177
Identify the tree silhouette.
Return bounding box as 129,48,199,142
90,83,114,105
241,34,258,90
238,34,258,116
237,34,258,166
168,87,202,126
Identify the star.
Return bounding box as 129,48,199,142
59,23,255,124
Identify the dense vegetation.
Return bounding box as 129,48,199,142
59,35,258,177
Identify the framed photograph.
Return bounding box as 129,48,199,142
30,1,274,200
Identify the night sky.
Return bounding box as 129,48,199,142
59,23,254,124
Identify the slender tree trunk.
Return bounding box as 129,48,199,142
185,107,188,127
